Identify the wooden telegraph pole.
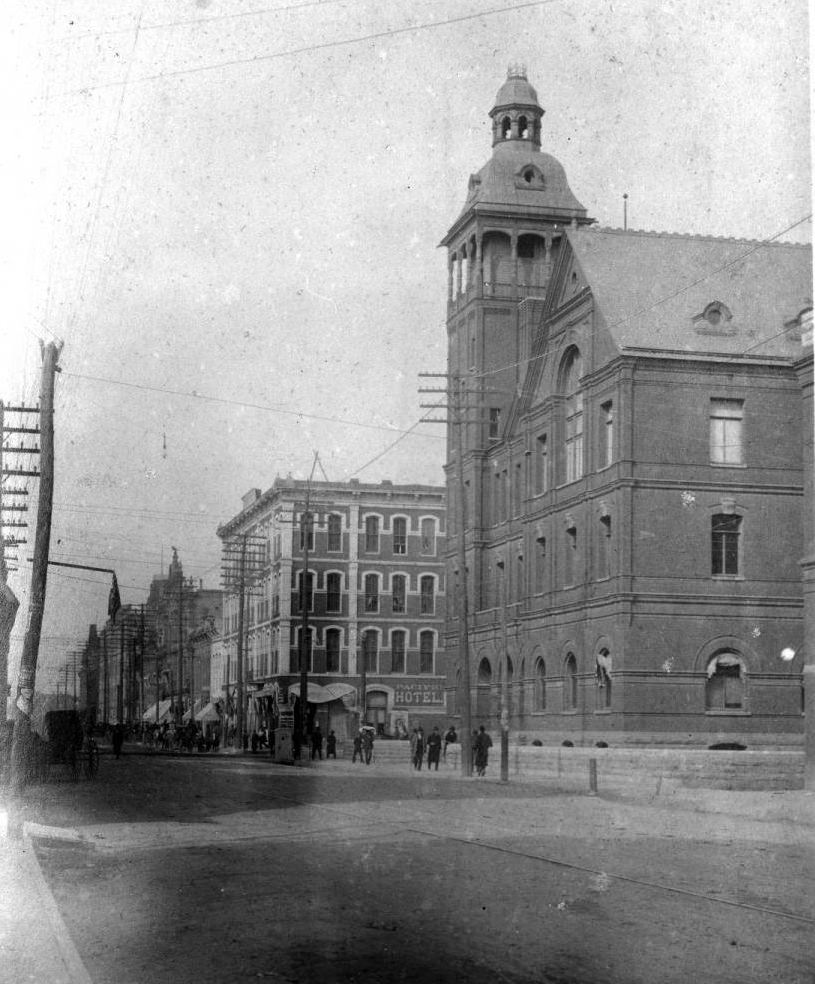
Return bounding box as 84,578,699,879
10,340,63,788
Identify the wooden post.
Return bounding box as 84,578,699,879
10,340,63,787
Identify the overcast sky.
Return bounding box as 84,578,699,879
2,0,811,689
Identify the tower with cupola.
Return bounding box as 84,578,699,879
441,66,593,458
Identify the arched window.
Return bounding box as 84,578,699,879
535,657,546,711
596,650,612,710
326,572,341,612
391,574,406,614
327,513,342,552
705,652,746,711
392,517,407,554
391,629,406,674
501,115,511,139
364,573,379,613
420,575,435,615
297,570,313,612
564,653,578,711
419,631,434,674
362,629,378,673
518,115,529,139
561,349,584,483
325,628,340,673
476,656,492,719
364,515,380,552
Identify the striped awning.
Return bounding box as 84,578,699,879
287,682,357,704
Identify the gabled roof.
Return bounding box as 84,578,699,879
565,227,812,358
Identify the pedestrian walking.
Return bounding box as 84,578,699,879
362,728,374,765
427,726,442,771
474,725,493,777
311,725,323,760
352,731,363,764
326,730,337,759
443,724,457,761
413,726,425,770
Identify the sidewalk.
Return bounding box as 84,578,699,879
0,828,92,984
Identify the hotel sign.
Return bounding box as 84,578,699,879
393,682,444,707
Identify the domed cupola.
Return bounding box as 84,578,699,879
489,63,543,149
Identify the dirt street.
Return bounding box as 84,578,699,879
12,752,815,984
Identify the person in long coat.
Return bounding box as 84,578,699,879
474,725,493,777
413,727,425,770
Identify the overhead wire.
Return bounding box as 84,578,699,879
61,369,446,439
54,0,567,97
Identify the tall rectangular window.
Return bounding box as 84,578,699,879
325,628,340,673
534,536,546,595
535,434,548,494
392,574,406,614
513,462,523,516
420,518,435,555
598,516,612,579
327,514,342,552
362,631,378,673
565,393,584,483
297,571,313,612
489,407,501,440
712,514,741,575
364,573,379,612
564,527,577,585
326,572,341,612
710,399,744,465
299,512,314,551
365,515,380,552
392,517,407,555
391,630,406,674
419,631,434,674
420,575,435,615
600,401,614,468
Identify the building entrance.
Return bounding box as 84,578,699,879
366,690,388,735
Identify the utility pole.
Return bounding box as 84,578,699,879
420,370,474,776
176,575,184,729
117,611,125,725
236,535,247,751
497,555,510,782
10,340,62,787
299,504,312,755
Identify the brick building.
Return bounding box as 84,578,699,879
217,478,447,743
442,67,812,747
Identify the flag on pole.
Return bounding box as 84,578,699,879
108,573,121,620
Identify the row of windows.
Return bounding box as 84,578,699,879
297,514,439,555
473,650,749,714
291,627,436,675
296,571,439,615
476,510,743,611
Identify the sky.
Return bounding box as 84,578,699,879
1,0,811,692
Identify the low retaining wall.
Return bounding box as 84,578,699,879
369,740,805,791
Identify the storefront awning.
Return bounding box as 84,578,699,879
195,701,221,723
143,699,173,723
288,682,357,704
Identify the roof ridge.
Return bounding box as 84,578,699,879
584,226,812,248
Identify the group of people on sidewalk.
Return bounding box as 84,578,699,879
410,724,458,770
408,723,493,775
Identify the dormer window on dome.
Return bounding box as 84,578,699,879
693,301,735,335
515,163,545,190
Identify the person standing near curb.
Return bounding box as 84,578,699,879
427,727,442,771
